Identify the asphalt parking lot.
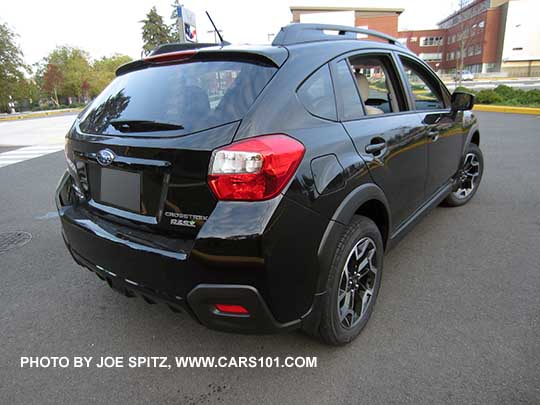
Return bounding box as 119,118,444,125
0,112,539,404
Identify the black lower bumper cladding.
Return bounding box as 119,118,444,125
64,238,299,334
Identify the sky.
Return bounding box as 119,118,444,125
0,0,462,66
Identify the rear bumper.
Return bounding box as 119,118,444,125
56,171,329,334
66,241,298,333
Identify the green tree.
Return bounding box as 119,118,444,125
0,22,28,111
42,63,63,106
141,7,174,56
89,54,132,97
38,46,92,103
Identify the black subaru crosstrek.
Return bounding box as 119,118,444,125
57,24,483,345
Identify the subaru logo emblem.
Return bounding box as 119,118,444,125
96,149,115,166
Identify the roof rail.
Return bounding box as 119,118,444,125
272,23,404,47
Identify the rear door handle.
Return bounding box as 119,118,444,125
365,141,386,154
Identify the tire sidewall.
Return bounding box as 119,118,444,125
322,216,384,345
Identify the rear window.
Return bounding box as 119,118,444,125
79,60,277,136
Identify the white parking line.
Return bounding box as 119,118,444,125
0,144,64,168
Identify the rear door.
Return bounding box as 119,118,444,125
395,54,464,197
331,51,428,229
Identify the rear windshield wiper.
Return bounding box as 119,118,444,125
110,120,184,132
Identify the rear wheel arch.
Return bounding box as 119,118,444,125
305,184,390,336
354,199,389,251
316,183,391,292
331,183,391,248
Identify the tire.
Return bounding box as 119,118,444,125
317,216,384,346
443,143,484,207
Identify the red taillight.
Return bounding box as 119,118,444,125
208,134,305,201
214,304,249,315
143,50,197,63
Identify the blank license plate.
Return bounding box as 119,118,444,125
100,168,141,212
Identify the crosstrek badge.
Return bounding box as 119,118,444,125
164,212,208,227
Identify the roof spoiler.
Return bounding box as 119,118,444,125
272,23,404,47
149,42,220,56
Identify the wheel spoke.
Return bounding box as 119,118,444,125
353,239,369,261
453,152,480,200
337,236,378,329
338,288,347,302
360,288,373,318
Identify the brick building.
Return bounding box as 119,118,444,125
291,0,540,76
398,29,447,71
290,6,403,38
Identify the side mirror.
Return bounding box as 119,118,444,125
451,91,475,112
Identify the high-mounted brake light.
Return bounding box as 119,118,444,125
214,304,249,315
143,50,197,63
208,134,305,201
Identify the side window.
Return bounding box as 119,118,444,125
399,57,446,111
347,54,404,115
332,60,365,121
297,65,337,121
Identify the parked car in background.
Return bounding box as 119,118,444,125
454,70,475,81
57,23,483,345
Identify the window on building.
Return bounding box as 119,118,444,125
468,46,474,57
478,20,485,28
475,44,482,55
419,53,442,62
420,36,444,47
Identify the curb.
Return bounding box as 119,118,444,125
0,108,82,122
473,105,540,115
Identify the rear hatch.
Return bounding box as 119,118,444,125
66,49,284,239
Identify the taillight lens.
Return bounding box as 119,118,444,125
208,134,305,201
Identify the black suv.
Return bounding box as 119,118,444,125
57,24,483,345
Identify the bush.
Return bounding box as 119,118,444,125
515,89,540,106
455,86,476,94
493,85,517,99
475,89,503,104
452,83,540,107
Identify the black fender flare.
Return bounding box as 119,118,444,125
462,123,480,156
316,182,391,293
302,182,391,333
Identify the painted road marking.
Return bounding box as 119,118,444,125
0,144,64,168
